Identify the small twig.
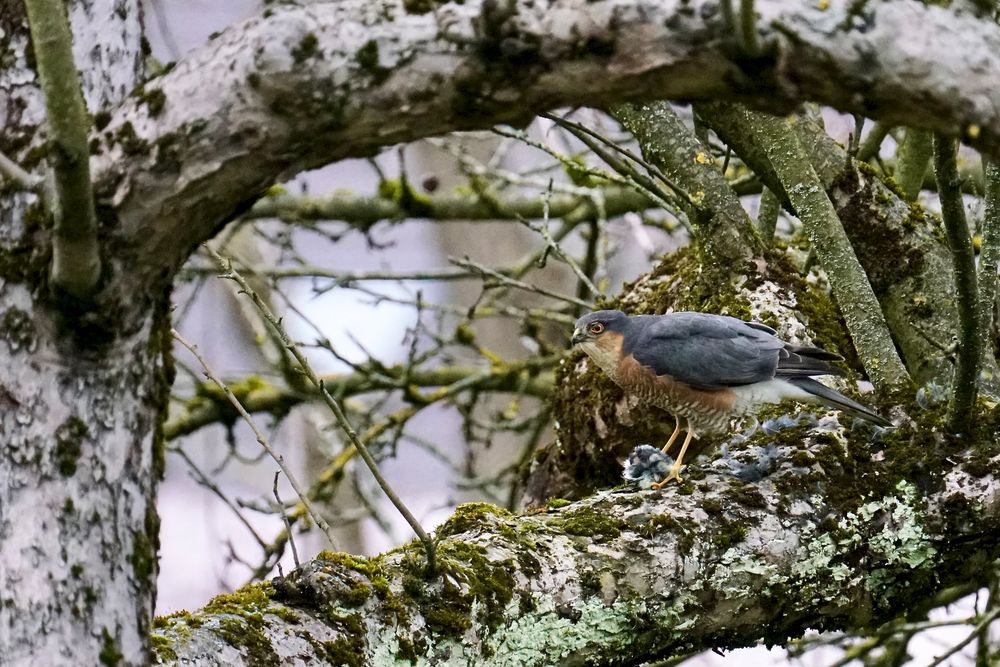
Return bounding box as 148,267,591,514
273,471,300,568
207,247,438,575
520,181,601,298
858,122,892,161
172,329,338,550
0,150,43,193
450,256,594,309
927,605,1000,667
934,134,981,432
170,445,269,551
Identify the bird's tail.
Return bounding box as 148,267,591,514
787,377,893,427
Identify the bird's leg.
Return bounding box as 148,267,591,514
661,415,682,455
652,420,696,487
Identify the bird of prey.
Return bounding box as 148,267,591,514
571,310,891,487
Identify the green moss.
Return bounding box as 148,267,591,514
436,501,513,537
712,516,749,551
725,481,767,509
53,416,88,477
93,110,112,131
377,178,434,217
291,33,320,64
114,121,147,155
98,629,122,666
150,633,177,662
340,581,372,607
355,39,391,84
140,87,166,117
402,541,516,638
204,581,276,615
546,498,571,509
402,0,441,13
215,616,278,667
550,506,624,541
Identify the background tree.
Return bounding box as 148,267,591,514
3,0,1000,665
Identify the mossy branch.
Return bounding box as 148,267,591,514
934,135,981,433
749,111,910,393
610,102,764,268
208,247,437,574
158,438,1000,666
164,363,556,440
980,159,1000,354
24,0,100,300
895,128,934,201
245,186,656,228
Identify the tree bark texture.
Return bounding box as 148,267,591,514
89,0,1000,305
3,0,1000,664
156,430,1000,665
0,1,156,665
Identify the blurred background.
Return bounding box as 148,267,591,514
147,2,988,665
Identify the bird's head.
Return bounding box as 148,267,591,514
571,310,629,347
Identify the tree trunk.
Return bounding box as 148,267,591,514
0,1,154,663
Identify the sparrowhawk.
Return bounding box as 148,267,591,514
571,310,891,487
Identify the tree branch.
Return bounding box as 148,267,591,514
611,102,764,265
698,103,978,390
164,363,555,440
895,128,933,202
934,135,981,432
244,186,654,227
91,0,1000,305
24,0,100,300
156,420,1000,666
749,111,911,393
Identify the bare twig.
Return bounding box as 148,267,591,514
450,256,594,309
273,472,300,569
207,247,438,574
172,329,337,550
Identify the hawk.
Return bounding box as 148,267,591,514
571,310,891,487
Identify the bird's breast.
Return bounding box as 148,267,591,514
614,354,737,432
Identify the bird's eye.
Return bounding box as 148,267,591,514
588,322,605,335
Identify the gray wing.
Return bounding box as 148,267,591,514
627,313,785,390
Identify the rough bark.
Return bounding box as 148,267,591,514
4,0,1000,663
698,103,967,391
0,1,156,665
88,0,1000,304
156,409,1000,665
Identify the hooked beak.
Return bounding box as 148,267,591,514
571,328,585,346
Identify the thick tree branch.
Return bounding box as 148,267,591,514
934,136,981,432
699,103,974,389
156,417,1000,666
92,0,1000,303
24,0,101,299
750,111,911,393
244,186,654,227
611,102,764,266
